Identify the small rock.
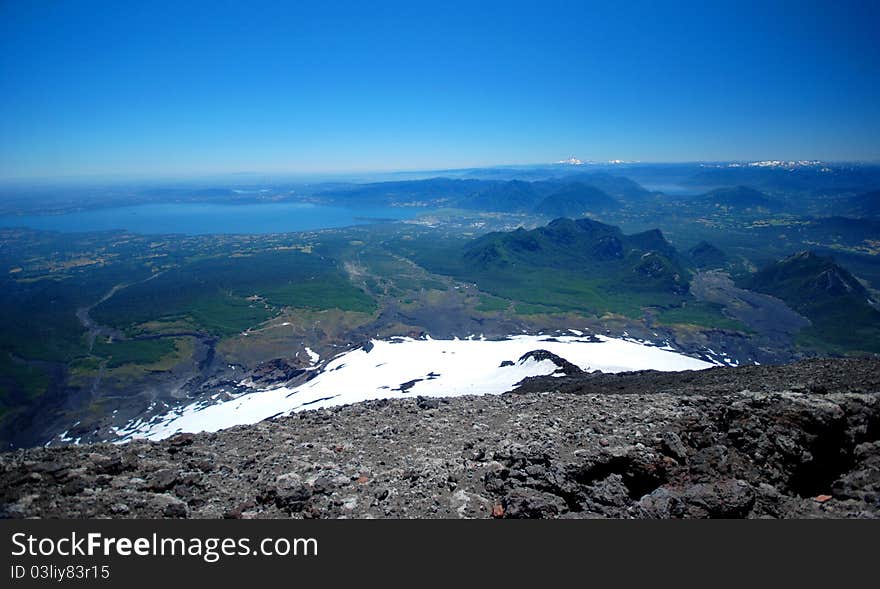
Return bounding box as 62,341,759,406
61,478,87,496
110,503,130,515
312,476,335,494
660,431,688,463
502,488,567,518
168,432,196,446
91,456,125,475
146,469,179,492
275,483,313,513
163,501,189,518
224,500,255,519
416,396,440,410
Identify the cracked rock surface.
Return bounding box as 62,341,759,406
2,358,878,519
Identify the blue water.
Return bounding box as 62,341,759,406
0,202,427,235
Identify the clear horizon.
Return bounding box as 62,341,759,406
2,0,879,180
4,158,880,187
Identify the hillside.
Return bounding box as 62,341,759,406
561,172,654,200
3,358,878,519
460,179,545,211
687,241,727,269
533,182,620,216
743,251,880,352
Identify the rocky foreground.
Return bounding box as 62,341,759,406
2,358,879,519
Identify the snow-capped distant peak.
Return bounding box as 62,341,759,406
711,160,824,169
747,160,822,168
555,156,583,165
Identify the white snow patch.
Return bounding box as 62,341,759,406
304,347,320,365
117,334,713,441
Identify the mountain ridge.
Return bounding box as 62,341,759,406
316,174,652,212
743,250,880,352
463,217,690,296
700,185,780,210
533,182,620,216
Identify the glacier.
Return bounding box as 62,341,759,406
116,334,715,441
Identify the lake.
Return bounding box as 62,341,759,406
0,202,428,235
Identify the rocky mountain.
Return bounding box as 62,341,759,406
3,357,878,519
746,251,873,307
463,217,690,295
743,251,880,352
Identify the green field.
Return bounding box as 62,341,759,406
92,250,376,335
475,294,510,313
91,337,178,369
446,263,680,318
263,277,376,313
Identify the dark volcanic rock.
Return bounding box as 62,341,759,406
416,396,441,410
832,441,880,505
146,468,179,492
636,479,756,518
518,349,583,376
1,358,878,519
512,357,880,397
503,488,567,518
249,358,308,387
660,432,689,464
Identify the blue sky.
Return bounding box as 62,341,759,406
1,0,878,179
